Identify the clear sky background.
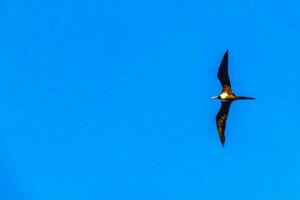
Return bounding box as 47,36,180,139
1,0,300,199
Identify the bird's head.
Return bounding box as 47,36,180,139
211,96,220,99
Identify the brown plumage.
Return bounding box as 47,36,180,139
216,101,231,146
212,50,255,146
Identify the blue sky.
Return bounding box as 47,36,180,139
1,0,300,199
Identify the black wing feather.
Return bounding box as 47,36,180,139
217,50,231,87
216,101,232,146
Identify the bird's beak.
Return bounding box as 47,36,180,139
211,96,218,99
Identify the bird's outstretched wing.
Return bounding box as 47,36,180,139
216,101,232,146
217,50,231,88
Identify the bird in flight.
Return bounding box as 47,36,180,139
212,50,255,146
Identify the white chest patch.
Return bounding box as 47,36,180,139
220,92,228,99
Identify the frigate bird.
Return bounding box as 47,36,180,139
212,50,255,146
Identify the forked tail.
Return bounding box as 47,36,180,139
236,96,255,100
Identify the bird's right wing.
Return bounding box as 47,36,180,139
216,101,232,146
217,50,231,88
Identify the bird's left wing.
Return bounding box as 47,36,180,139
217,50,231,88
216,101,232,146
